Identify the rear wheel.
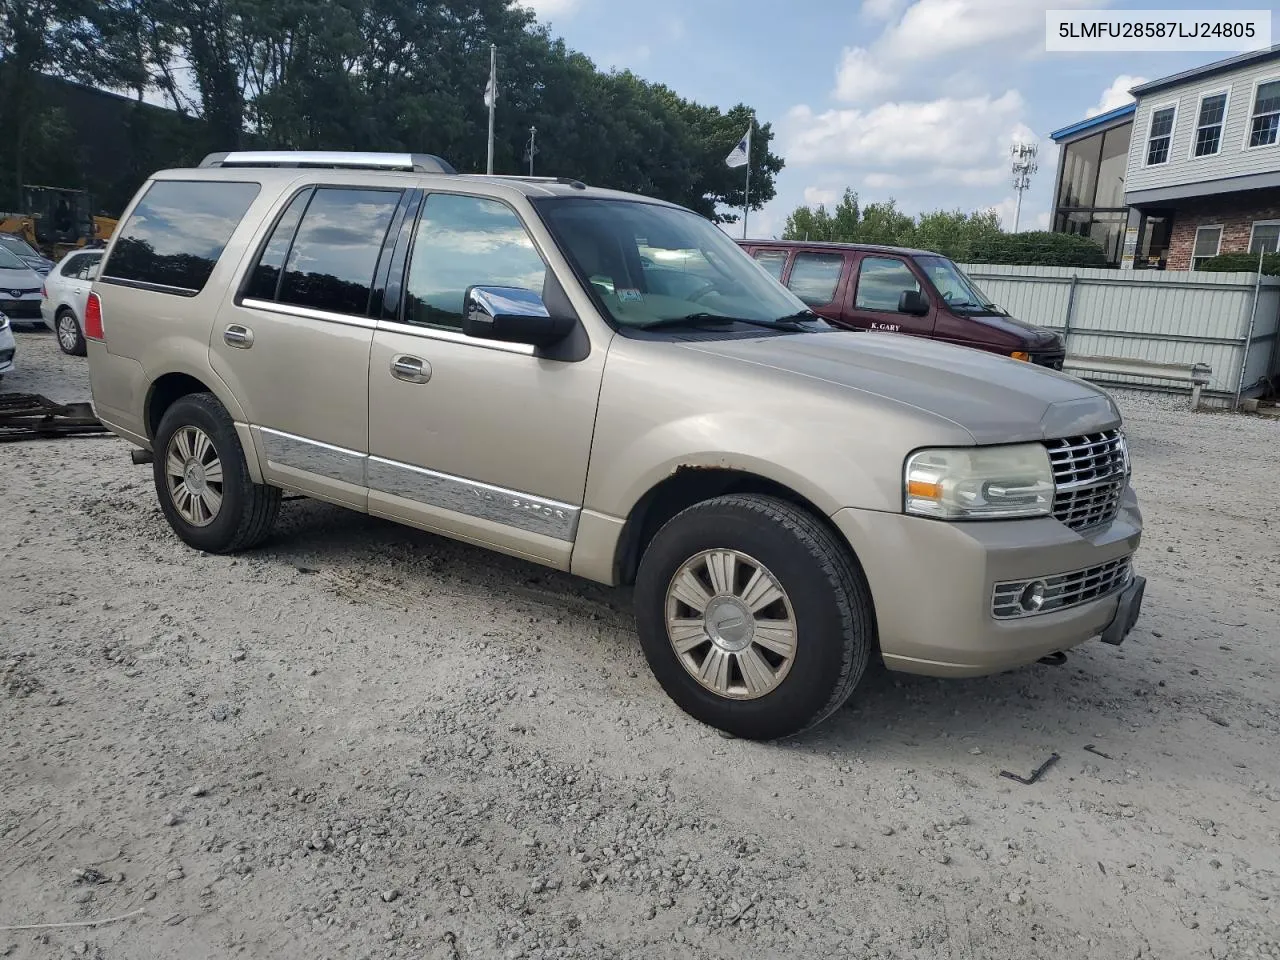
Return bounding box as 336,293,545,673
152,393,280,553
634,494,875,740
55,309,85,356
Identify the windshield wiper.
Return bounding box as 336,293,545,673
637,312,806,332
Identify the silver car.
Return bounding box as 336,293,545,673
0,245,45,328
0,311,15,379
41,249,103,355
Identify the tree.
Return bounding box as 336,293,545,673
913,208,1003,260
782,188,859,242
782,192,1007,258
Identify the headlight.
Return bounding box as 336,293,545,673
905,444,1054,520
0,312,9,331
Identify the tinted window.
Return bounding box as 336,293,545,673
854,257,921,312
278,188,401,316
104,180,260,294
244,189,311,301
404,194,546,330
753,249,788,281
786,253,843,305
60,253,102,280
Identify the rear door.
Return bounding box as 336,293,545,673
209,184,405,508
780,250,849,323
843,254,936,337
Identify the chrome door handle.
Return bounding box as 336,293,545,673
223,324,254,348
390,354,431,383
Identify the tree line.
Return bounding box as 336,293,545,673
0,0,782,220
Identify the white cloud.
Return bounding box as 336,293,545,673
833,47,897,103
864,173,907,190
862,0,907,20
787,90,1024,168
880,0,1106,61
518,0,580,18
803,187,840,206
1086,74,1147,117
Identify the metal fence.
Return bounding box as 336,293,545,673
957,263,1280,403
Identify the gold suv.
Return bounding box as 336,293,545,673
85,151,1145,739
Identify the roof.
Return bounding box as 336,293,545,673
1049,103,1135,143
1130,44,1280,97
740,238,937,257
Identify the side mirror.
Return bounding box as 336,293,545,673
898,289,930,316
463,285,575,348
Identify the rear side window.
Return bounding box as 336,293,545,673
60,254,100,279
275,188,400,316
753,249,788,281
786,252,843,305
104,180,260,295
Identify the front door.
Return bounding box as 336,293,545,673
209,184,404,507
844,254,936,337
367,191,606,568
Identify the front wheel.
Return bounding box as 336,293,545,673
634,494,875,740
152,392,280,553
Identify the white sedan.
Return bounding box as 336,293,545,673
40,248,103,356
0,311,15,379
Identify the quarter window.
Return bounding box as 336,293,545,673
1192,93,1227,157
104,180,260,294
753,249,788,281
404,194,546,330
1145,106,1176,165
276,188,401,316
854,257,921,313
1249,79,1280,147
60,253,101,279
1191,225,1222,269
785,253,843,305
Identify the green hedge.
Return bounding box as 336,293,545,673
1194,252,1280,276
967,231,1109,268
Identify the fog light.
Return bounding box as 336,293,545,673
1019,580,1047,612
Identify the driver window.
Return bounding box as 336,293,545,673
854,257,920,313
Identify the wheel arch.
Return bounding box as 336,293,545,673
143,371,263,483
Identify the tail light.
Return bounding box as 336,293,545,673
41,283,46,299
84,292,104,341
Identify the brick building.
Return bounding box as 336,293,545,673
1050,44,1280,271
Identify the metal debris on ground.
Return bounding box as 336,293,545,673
0,393,109,442
999,752,1060,785
1084,744,1114,760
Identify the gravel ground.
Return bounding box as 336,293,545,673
2,328,1278,960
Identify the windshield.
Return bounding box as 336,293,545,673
0,245,30,270
917,255,998,312
0,235,40,259
533,197,813,328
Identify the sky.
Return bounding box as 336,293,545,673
519,0,1262,236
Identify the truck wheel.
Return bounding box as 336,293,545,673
152,392,280,553
634,494,875,740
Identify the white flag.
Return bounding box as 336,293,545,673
725,125,750,168
484,76,495,108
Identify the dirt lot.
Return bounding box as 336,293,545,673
1,327,1278,960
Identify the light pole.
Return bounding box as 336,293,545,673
523,126,538,177
1010,142,1039,233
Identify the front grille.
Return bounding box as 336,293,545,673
992,556,1132,619
1032,351,1065,371
1044,430,1126,531
0,300,41,318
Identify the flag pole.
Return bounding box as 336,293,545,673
742,116,753,240
486,44,496,175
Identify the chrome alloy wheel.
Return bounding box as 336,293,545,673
165,425,224,527
664,549,798,700
57,313,79,351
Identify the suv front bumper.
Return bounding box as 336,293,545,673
832,488,1143,677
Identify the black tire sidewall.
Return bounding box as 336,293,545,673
635,499,868,739
152,396,250,552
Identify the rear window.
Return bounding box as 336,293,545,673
103,180,260,295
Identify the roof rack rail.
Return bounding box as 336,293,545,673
465,174,589,190
198,151,457,175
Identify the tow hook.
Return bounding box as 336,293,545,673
1038,651,1067,667
130,448,154,465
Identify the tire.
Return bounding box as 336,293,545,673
152,392,280,553
634,494,875,740
55,309,86,356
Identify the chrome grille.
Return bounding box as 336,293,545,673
1045,430,1126,531
992,557,1132,620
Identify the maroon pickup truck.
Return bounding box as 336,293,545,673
738,240,1065,371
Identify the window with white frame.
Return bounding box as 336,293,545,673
1249,221,1280,254
1191,225,1222,269
1249,79,1280,147
1146,105,1176,164
1192,92,1228,157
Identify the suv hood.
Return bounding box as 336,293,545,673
683,330,1118,445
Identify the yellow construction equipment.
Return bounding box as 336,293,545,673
0,186,117,260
